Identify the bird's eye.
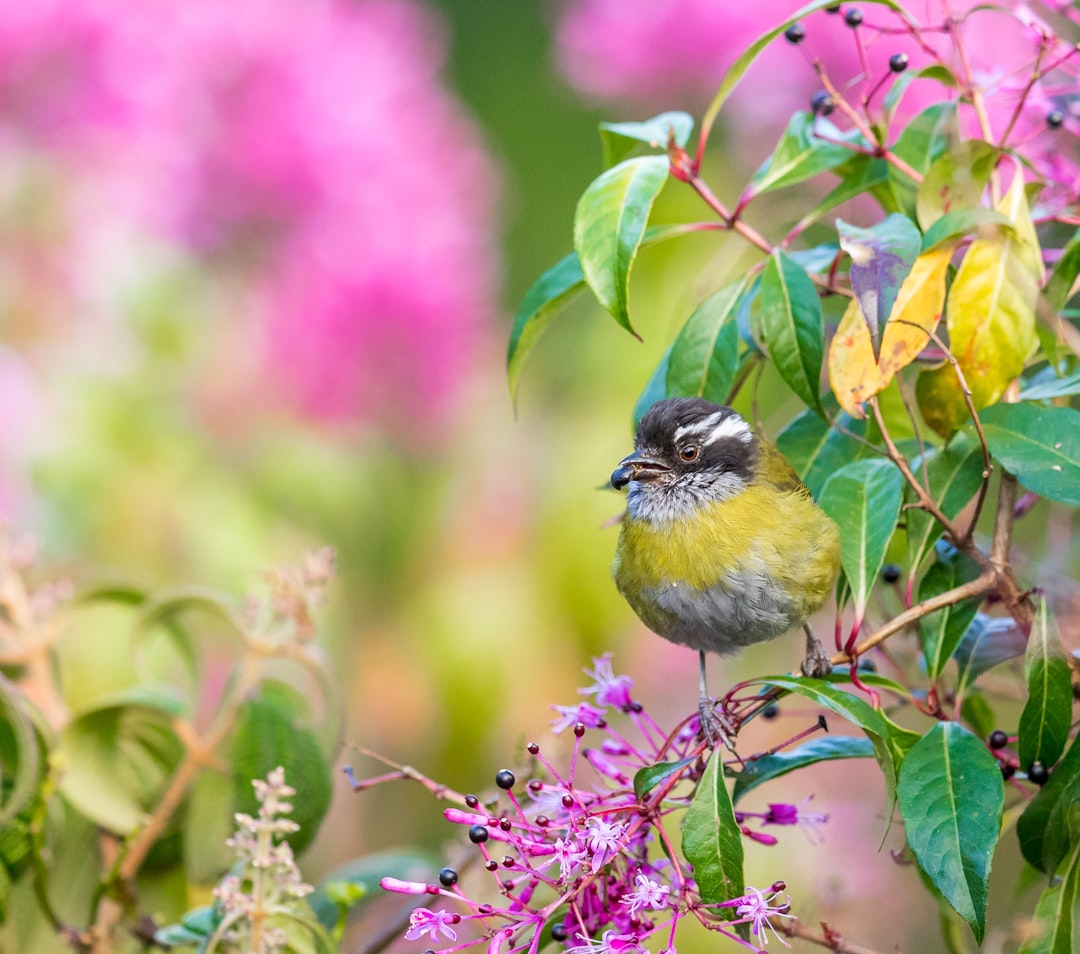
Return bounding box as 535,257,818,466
680,444,700,462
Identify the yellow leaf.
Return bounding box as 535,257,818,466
829,246,952,416
919,170,1042,435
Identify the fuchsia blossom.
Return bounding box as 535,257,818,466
581,653,636,710
404,907,461,942
621,875,671,916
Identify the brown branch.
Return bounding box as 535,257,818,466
781,918,891,954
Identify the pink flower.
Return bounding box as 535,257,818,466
404,908,461,942
580,653,635,709
733,885,793,947
620,874,670,915
551,702,608,734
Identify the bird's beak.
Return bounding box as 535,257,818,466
611,453,670,490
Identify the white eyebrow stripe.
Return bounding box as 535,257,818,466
704,414,752,445
673,412,724,443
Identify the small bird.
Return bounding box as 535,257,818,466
609,397,841,736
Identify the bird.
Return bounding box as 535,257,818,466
609,397,841,739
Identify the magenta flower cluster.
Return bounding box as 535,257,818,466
368,655,828,954
0,0,499,432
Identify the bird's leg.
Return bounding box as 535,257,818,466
800,623,833,679
697,650,737,746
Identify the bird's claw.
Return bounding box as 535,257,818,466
697,697,738,749
801,624,833,679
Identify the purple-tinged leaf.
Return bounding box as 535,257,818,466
954,614,1026,693
837,214,921,360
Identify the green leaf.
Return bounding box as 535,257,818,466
920,208,1013,252
897,722,1004,942
979,403,1080,507
759,250,824,412
183,769,235,885
954,614,1026,693
1018,601,1073,772
665,279,748,404
916,140,999,230
599,112,693,169
776,406,871,499
633,758,696,800
750,676,890,739
60,702,185,834
507,253,585,400
838,214,922,357
748,112,860,197
1020,366,1080,401
917,546,982,680
1019,839,1080,954
1044,227,1080,311
698,0,906,155
888,102,958,216
0,675,41,828
681,752,744,909
573,155,670,336
230,684,333,854
905,432,988,575
791,156,889,235
818,458,904,617
1018,732,1080,875
959,692,996,740
731,736,875,802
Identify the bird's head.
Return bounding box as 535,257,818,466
611,397,758,523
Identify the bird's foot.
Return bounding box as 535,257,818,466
697,696,738,749
800,624,833,680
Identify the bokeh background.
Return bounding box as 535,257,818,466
2,1,1075,951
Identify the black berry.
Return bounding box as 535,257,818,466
811,90,836,116
857,656,877,673
881,563,901,584
468,824,489,844
551,925,568,942
495,769,516,790
761,702,780,720
988,730,1009,750
889,52,909,73
439,867,458,887
1047,109,1065,129
1000,761,1015,779
784,23,806,43
1028,761,1049,785
465,793,479,808
844,7,863,26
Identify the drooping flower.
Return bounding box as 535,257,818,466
404,908,461,943
734,885,794,947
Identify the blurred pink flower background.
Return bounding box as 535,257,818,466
0,0,499,437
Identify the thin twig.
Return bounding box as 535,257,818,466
781,918,891,954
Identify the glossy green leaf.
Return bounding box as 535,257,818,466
573,155,669,336
750,676,890,740
599,111,693,168
1019,840,1080,954
819,458,904,616
1018,601,1072,772
1018,732,1080,874
1020,366,1080,401
748,112,859,197
838,214,921,357
776,406,871,498
916,140,999,230
731,736,875,802
698,0,905,155
917,546,982,680
897,722,1004,942
507,252,584,399
979,403,1080,507
60,702,185,834
1044,228,1080,311
905,432,988,575
792,156,889,235
634,757,695,800
759,250,824,412
920,208,1013,252
665,279,748,404
954,614,1026,693
887,102,958,216
682,752,744,910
